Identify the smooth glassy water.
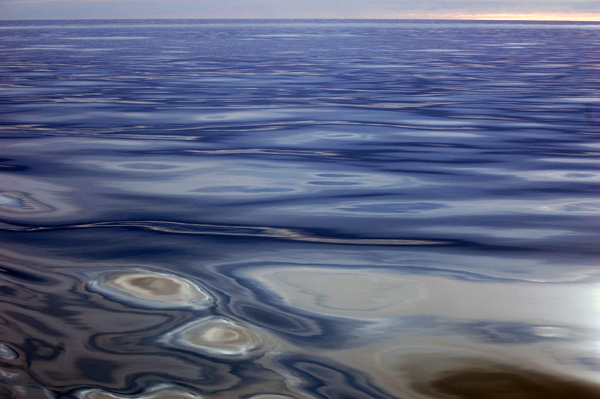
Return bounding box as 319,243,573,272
0,19,600,399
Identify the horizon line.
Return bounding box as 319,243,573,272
2,17,600,22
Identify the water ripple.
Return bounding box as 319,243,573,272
0,220,449,246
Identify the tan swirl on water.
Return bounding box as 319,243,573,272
161,317,271,357
91,270,212,309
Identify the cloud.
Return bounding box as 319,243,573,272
1,0,600,19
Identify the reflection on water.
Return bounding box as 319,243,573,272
0,191,54,214
0,344,18,361
78,385,202,399
1,19,600,399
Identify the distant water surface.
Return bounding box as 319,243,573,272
0,19,600,399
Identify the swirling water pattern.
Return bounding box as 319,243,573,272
0,20,600,399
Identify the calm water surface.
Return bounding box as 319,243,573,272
1,20,600,399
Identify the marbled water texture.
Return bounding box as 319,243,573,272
0,20,600,399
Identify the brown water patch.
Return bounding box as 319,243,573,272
404,356,600,399
425,368,600,399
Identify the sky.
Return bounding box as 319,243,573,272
1,0,600,20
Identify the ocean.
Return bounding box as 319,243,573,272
0,19,600,399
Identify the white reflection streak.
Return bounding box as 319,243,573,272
0,220,447,245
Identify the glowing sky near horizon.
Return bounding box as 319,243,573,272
1,0,600,20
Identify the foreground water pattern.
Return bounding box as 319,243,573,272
0,20,600,398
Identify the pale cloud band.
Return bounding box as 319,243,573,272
1,0,600,21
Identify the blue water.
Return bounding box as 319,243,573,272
1,20,600,399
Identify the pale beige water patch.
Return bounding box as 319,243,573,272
250,267,421,318
89,270,212,309
247,267,600,328
160,317,273,358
